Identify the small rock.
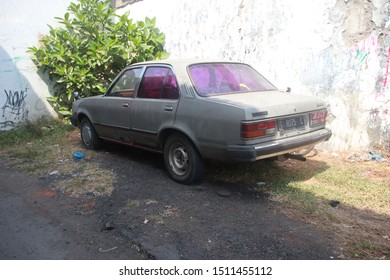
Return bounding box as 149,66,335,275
41,126,54,131
329,200,340,208
217,190,232,197
195,186,207,191
337,254,346,259
104,221,114,230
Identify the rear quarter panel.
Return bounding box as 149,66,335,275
174,96,246,160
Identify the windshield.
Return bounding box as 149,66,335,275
188,63,277,96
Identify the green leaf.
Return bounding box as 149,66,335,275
58,110,72,116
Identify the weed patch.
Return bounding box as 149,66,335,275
0,119,115,197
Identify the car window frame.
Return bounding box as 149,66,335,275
105,66,145,98
136,65,180,100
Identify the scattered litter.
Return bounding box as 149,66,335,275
73,151,85,160
160,207,179,218
41,125,54,132
368,151,384,161
99,246,117,253
383,235,389,240
143,219,149,224
346,153,371,162
346,152,386,162
49,170,59,176
144,199,158,205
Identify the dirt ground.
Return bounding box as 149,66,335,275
0,142,338,260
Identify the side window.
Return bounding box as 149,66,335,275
107,68,142,97
138,67,179,99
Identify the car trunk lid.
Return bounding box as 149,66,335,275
208,90,327,119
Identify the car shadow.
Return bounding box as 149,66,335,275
203,154,330,197
96,141,330,195
97,141,166,170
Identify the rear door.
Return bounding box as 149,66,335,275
131,66,180,147
94,67,143,143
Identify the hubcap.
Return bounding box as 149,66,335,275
81,123,92,146
169,144,189,176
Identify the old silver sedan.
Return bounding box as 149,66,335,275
71,59,331,184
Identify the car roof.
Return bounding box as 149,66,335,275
129,58,244,76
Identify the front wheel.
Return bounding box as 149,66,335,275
163,133,204,185
80,118,101,150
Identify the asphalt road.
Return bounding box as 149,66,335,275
0,158,140,259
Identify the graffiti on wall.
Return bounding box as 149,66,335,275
0,55,30,129
1,87,29,129
350,34,390,123
369,45,390,124
351,34,378,65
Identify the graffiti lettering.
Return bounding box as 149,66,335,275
371,45,390,121
351,34,378,64
1,88,29,129
382,46,390,89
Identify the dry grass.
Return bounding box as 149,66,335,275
0,120,115,197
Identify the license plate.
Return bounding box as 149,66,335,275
278,115,305,132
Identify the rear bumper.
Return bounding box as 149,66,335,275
227,128,332,162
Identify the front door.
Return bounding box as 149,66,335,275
94,67,143,143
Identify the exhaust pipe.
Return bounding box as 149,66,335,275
285,153,307,161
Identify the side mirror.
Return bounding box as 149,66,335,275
285,87,291,93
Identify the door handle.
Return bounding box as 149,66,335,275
164,105,173,111
122,103,129,108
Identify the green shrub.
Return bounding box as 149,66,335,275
29,0,168,116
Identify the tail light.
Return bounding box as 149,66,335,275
241,120,276,139
310,110,328,127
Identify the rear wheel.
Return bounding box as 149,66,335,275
80,118,101,150
164,133,204,184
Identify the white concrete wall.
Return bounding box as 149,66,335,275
0,0,72,130
119,0,390,151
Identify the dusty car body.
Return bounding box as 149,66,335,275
71,59,332,184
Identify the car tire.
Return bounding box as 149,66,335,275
80,118,101,150
164,133,204,185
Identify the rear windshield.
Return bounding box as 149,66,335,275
188,63,277,96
